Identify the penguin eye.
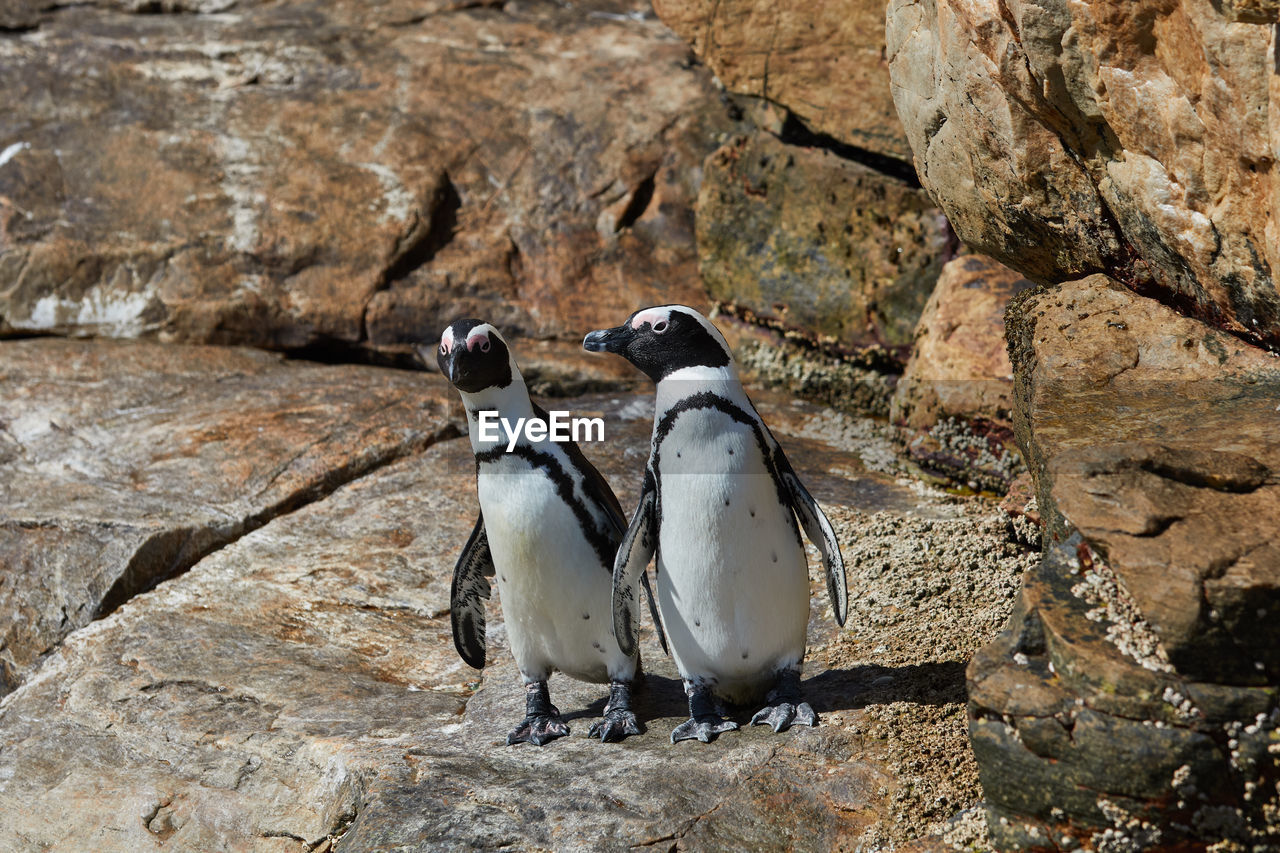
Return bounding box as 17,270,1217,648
439,343,447,355
652,320,669,334
480,340,491,352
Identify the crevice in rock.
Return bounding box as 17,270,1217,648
381,173,462,290
281,338,429,372
614,170,657,232
775,111,921,189
94,421,464,621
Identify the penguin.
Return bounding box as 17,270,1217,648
583,305,847,743
432,319,664,745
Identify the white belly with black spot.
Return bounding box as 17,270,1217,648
478,455,632,684
653,410,809,703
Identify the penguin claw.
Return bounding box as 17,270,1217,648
588,709,641,743
670,715,739,744
750,700,817,733
506,713,571,746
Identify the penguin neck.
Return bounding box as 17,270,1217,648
655,362,745,409
457,371,537,454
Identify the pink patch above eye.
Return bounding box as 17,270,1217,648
440,328,455,353
630,309,668,330
467,334,490,352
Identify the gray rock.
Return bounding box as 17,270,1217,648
0,338,457,694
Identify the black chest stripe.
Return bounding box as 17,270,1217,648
475,446,619,569
651,392,800,545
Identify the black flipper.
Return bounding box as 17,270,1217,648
450,513,495,669
612,469,660,657
772,447,848,627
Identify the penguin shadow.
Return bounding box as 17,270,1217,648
803,661,968,714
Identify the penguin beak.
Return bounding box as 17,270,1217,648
583,325,630,355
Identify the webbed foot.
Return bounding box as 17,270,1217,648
589,708,640,742
750,700,816,732
589,680,641,742
506,680,569,746
507,713,570,746
749,666,817,733
671,679,738,744
671,715,739,743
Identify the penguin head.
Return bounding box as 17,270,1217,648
431,319,515,394
582,305,733,382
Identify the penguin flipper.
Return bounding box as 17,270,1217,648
640,569,668,656
451,513,495,669
612,470,658,657
775,453,849,627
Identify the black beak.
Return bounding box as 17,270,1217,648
583,325,629,354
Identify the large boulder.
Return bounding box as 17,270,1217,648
969,276,1280,849
697,131,951,354
0,0,733,353
0,339,456,694
886,0,1280,349
651,0,913,162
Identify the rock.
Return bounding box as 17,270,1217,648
969,276,1280,849
0,338,456,695
891,255,1035,431
651,0,913,162
0,339,1039,849
886,0,1280,349
890,255,1035,494
697,132,952,353
0,0,733,353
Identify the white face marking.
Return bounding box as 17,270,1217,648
466,329,492,352
440,326,456,354
630,307,674,332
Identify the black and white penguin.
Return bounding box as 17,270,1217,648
583,305,847,743
434,319,661,745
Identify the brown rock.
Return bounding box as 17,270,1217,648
652,0,912,161
966,275,1280,849
886,0,1280,348
891,255,1036,430
0,0,733,353
1008,275,1280,684
0,338,456,694
697,132,952,353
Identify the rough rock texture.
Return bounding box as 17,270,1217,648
970,276,1280,849
0,0,733,353
892,254,1035,431
890,255,1034,494
886,0,1280,349
0,339,1036,850
651,0,913,161
698,131,952,353
0,339,455,695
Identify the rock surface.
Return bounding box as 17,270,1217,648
0,0,733,353
0,339,455,695
890,254,1034,494
651,0,913,161
886,0,1280,349
0,339,1036,850
697,131,952,353
970,276,1280,849
892,254,1034,431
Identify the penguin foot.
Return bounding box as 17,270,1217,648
589,708,640,742
750,700,817,733
506,713,570,746
671,715,738,744
508,679,569,746
750,666,816,733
